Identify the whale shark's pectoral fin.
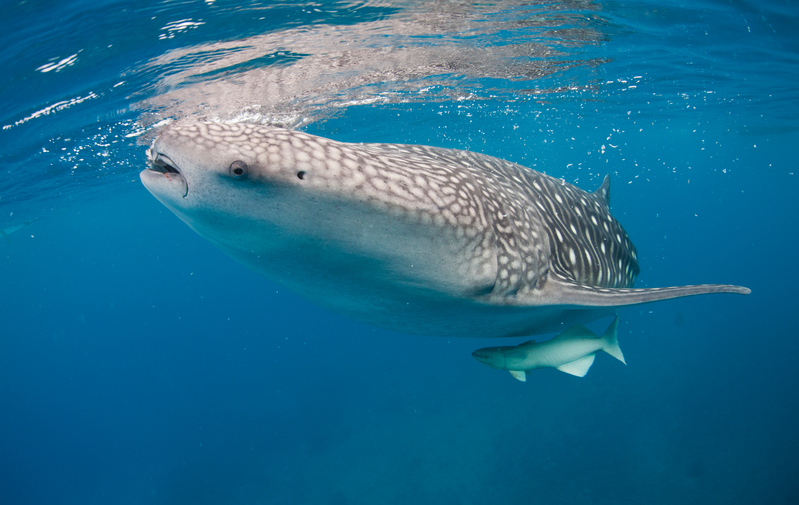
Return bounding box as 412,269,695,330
508,370,526,382
531,273,750,308
556,354,596,377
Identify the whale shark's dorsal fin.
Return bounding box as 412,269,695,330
595,174,611,206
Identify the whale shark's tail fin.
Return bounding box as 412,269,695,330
600,317,626,365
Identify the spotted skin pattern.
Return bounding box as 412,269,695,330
141,122,749,338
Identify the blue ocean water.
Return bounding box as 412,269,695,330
1,1,797,504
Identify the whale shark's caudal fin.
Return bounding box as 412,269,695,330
600,316,626,365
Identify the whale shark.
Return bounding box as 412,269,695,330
140,122,749,338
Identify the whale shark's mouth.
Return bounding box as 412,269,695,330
149,152,180,174
145,149,189,198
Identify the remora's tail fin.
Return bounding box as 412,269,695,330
600,317,626,365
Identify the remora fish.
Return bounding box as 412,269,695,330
472,317,625,381
140,122,749,339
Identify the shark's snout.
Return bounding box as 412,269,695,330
471,349,489,361
471,348,505,369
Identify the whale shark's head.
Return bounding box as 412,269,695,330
140,122,327,247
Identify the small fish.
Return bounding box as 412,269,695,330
472,317,625,381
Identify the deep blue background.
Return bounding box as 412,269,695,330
1,1,798,504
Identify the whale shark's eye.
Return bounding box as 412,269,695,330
229,160,248,180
